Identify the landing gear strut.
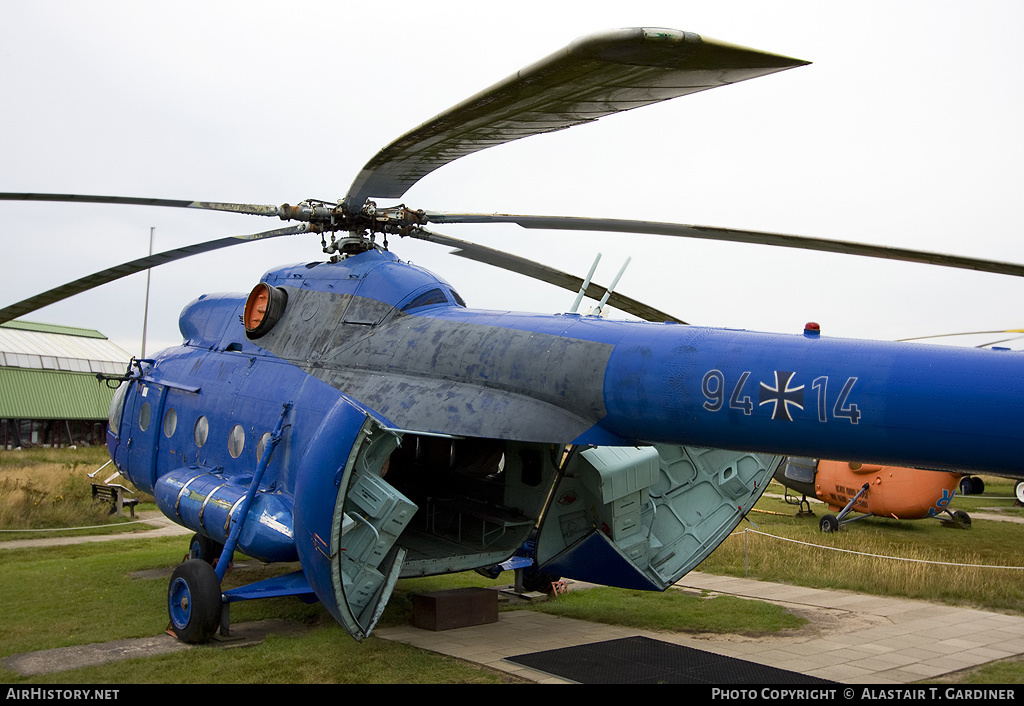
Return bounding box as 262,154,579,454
818,483,870,532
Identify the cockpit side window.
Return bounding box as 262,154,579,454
108,381,129,437
449,288,466,307
400,288,448,312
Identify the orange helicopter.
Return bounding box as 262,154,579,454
775,457,970,532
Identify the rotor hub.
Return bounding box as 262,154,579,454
276,199,426,254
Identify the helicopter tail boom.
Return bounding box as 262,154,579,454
593,323,1024,476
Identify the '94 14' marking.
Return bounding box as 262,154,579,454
702,370,861,424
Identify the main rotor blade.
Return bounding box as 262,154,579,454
344,27,807,209
409,227,685,324
424,212,1024,279
0,224,310,325
900,330,1024,348
0,192,282,217
976,334,1024,348
899,328,1024,342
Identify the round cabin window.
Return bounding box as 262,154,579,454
163,408,177,438
194,416,209,448
256,431,273,462
229,424,246,459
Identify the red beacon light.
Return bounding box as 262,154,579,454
804,322,821,336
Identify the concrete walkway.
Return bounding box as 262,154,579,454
374,573,1024,683
0,512,191,550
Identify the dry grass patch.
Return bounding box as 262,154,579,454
0,447,141,532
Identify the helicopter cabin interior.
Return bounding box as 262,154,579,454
337,427,554,582
334,418,780,594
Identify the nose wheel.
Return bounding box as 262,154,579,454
168,559,223,644
819,514,840,533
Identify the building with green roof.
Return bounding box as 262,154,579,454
0,320,132,448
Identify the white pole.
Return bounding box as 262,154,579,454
141,227,154,358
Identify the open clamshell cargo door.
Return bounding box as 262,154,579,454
535,445,782,590
293,399,415,641
330,420,414,639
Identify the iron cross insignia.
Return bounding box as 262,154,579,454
759,371,805,421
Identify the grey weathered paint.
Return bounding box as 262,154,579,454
255,287,614,442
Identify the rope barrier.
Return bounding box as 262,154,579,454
0,519,151,533
734,527,1024,570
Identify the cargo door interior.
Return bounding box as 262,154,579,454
330,421,416,640
535,445,783,591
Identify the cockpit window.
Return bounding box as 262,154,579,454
400,288,448,311
108,381,129,436
449,288,466,307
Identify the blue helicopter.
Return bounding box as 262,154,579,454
3,27,1024,645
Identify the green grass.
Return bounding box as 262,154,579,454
527,587,806,636
1,538,194,656
9,627,513,685
0,538,320,656
710,486,1024,616
0,537,515,684
939,657,1024,685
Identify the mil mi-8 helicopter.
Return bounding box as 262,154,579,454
774,457,969,532
3,27,1024,645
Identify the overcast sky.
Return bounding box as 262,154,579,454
3,1,1024,357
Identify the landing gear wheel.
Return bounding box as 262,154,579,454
819,514,839,533
1015,481,1024,506
188,533,221,565
168,559,222,644
959,476,985,495
952,510,972,529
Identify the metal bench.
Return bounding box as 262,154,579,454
91,483,139,518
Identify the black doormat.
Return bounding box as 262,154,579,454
506,636,835,684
